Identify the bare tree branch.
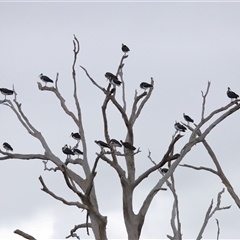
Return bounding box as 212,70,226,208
134,134,182,188
148,151,182,239
0,151,47,161
0,99,34,135
196,188,231,240
37,82,80,126
80,65,106,93
39,176,88,210
130,77,154,125
216,218,220,240
65,223,93,239
179,164,218,175
42,160,60,171
14,229,36,240
72,35,82,123
201,81,211,120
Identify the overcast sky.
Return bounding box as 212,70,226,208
1,1,240,239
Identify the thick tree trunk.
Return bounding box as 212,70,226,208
122,183,140,239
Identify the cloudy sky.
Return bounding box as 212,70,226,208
1,1,240,239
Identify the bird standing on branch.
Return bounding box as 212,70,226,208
227,87,239,103
39,73,54,86
3,142,13,152
110,139,122,151
140,82,153,92
0,88,14,100
71,132,81,142
122,44,130,54
95,140,110,152
73,148,83,156
174,121,187,133
161,168,168,174
183,113,194,125
105,72,121,87
62,144,74,158
120,141,136,151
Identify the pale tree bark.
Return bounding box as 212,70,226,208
1,36,107,240
181,81,240,209
1,38,239,240
196,188,230,240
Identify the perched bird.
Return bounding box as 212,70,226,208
0,88,14,100
161,168,168,174
183,113,194,124
3,142,13,152
140,82,153,91
95,140,110,151
110,88,116,95
227,87,239,102
110,139,122,148
62,144,75,157
71,132,81,142
174,121,187,133
73,148,83,156
105,72,122,87
120,140,136,151
39,73,54,86
122,43,130,54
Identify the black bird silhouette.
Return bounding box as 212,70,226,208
73,148,83,156
140,82,153,91
0,88,14,100
71,132,81,142
161,168,168,174
95,140,110,151
39,73,54,86
183,113,194,124
120,141,136,151
110,139,122,148
227,87,239,102
122,44,130,54
3,142,13,152
105,72,121,87
174,122,187,133
62,144,75,158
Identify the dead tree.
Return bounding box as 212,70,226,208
0,36,239,239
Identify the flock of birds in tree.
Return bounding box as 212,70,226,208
61,133,136,159
1,44,240,174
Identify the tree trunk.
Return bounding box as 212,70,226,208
122,182,140,239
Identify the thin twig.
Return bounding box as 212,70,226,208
179,164,218,176
201,81,211,120
216,218,220,240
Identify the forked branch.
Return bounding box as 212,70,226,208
196,188,230,240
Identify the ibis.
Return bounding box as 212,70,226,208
183,113,194,124
71,132,81,142
95,140,110,151
122,43,130,54
110,139,122,148
227,87,239,102
140,82,153,91
39,73,54,86
62,144,74,158
161,168,168,174
73,148,83,156
105,72,121,87
174,122,187,133
0,88,14,100
120,140,136,151
3,142,13,152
